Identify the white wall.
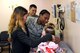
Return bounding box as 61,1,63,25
0,0,56,32
64,18,80,53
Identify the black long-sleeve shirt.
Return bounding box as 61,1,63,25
12,27,52,53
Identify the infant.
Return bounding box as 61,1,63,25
37,23,66,53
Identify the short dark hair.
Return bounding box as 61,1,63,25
29,4,37,9
39,9,50,16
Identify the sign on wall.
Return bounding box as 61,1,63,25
71,1,76,22
75,1,80,22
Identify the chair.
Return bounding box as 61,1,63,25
0,31,11,53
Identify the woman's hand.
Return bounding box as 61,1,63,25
8,38,12,42
41,30,46,37
54,37,60,44
52,35,55,42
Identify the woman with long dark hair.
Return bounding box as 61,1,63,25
8,6,52,53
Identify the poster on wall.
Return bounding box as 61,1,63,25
75,1,80,22
52,4,56,18
71,1,76,22
65,3,71,20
